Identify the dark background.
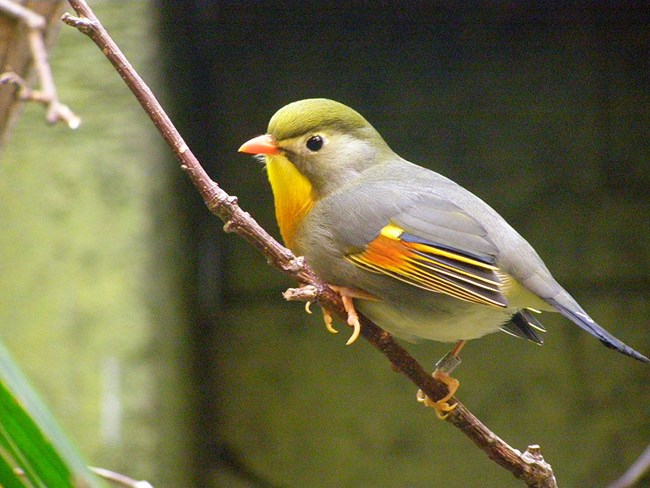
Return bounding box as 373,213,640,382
155,2,650,487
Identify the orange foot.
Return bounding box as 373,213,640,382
416,370,460,419
416,340,465,419
320,285,377,345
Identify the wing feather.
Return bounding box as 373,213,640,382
346,224,508,308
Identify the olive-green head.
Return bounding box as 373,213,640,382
241,98,394,197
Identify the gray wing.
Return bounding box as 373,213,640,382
325,159,649,361
325,164,509,308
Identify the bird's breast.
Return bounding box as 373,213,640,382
265,155,315,249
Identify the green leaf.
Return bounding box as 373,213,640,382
0,451,28,488
0,341,104,487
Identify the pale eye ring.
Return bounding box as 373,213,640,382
306,135,324,152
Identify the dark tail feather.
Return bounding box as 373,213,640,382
550,299,649,363
501,310,545,345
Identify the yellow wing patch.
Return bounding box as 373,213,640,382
346,224,508,308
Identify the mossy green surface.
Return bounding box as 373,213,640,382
1,3,191,486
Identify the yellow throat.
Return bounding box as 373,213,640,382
265,154,315,249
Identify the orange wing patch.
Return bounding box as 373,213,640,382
346,224,508,308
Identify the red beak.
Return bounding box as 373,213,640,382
238,134,280,155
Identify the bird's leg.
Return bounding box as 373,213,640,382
321,298,359,343
417,340,466,419
325,285,362,345
321,286,378,345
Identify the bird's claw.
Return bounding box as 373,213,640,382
416,390,458,419
417,369,460,420
340,293,361,345
319,286,363,344
321,298,361,345
322,308,339,335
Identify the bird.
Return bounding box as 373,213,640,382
239,98,648,417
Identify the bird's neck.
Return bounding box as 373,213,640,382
266,155,315,250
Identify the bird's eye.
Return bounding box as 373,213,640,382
306,135,324,152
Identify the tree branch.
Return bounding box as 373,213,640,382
61,2,557,487
0,0,80,128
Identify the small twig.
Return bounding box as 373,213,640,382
0,0,80,128
90,467,154,488
15,465,153,488
0,0,45,29
282,284,319,303
607,443,650,488
62,2,557,486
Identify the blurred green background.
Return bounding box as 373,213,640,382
1,1,649,487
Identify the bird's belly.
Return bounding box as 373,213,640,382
357,297,512,343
